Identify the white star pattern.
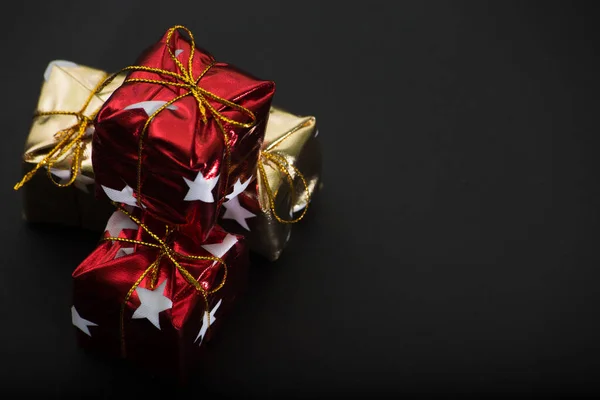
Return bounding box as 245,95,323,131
201,234,238,266
114,247,135,260
225,176,252,201
195,299,222,346
101,184,141,208
44,60,78,81
174,49,184,57
48,167,95,193
132,279,173,330
222,197,256,231
71,306,98,337
124,101,178,117
183,172,219,203
104,209,138,240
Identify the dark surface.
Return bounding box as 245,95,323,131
1,1,599,398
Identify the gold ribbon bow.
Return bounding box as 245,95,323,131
102,205,227,356
14,76,107,191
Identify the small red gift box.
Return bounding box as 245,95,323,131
92,26,275,241
71,207,248,378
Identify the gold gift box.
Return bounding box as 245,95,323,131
20,61,124,230
19,61,322,261
220,106,322,261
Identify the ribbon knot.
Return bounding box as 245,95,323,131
15,111,91,191
104,205,227,296
170,64,210,126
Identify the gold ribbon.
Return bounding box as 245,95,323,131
14,75,108,191
257,150,311,224
102,205,227,356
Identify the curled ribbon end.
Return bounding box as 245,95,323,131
13,167,41,192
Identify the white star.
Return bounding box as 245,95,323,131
174,49,184,57
202,233,239,267
44,60,78,81
114,247,135,259
195,299,222,346
49,167,95,193
225,176,252,201
101,184,142,208
183,172,219,203
71,306,98,337
222,197,256,231
124,101,178,116
104,209,138,239
202,234,238,259
132,279,173,330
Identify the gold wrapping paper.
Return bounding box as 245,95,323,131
222,106,321,261
21,61,125,229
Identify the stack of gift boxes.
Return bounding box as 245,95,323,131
15,26,321,379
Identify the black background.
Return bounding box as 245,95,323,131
1,1,599,398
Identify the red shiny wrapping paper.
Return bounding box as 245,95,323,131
92,27,275,241
72,209,248,379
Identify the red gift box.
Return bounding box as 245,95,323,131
71,207,248,378
92,26,275,241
